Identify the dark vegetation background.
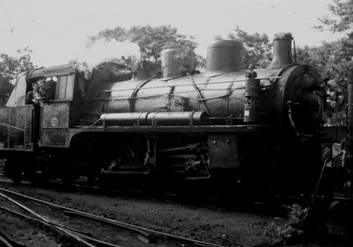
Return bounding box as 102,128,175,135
1,0,352,126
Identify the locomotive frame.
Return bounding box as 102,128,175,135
0,33,325,197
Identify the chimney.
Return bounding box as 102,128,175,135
267,33,293,69
206,40,243,73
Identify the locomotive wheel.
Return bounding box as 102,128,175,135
102,143,146,172
111,144,135,167
60,166,80,186
60,162,80,186
61,175,75,186
27,164,50,186
4,158,23,184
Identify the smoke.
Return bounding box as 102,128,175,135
72,39,140,68
69,39,140,80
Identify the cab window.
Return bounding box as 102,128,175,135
54,75,74,100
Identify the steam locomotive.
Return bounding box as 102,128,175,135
0,33,324,195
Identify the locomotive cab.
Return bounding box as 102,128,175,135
0,72,35,151
0,64,85,151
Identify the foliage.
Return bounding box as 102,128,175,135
315,0,353,34
219,26,272,68
296,40,352,125
307,0,353,125
314,0,353,85
90,25,201,74
265,204,307,245
0,47,35,105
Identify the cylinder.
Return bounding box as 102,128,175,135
100,111,209,126
101,112,149,125
161,48,183,79
206,40,243,73
267,33,293,69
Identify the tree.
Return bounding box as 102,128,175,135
313,0,353,85
296,41,350,125
0,47,35,105
90,25,202,74
312,0,353,125
219,27,272,68
315,0,353,34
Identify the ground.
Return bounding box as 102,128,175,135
0,180,352,247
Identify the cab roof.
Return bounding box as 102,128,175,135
27,64,76,79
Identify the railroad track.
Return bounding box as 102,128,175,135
0,171,234,209
0,187,223,247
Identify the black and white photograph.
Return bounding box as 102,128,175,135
0,0,352,246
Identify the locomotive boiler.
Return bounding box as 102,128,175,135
0,33,324,194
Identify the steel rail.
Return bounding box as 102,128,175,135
1,188,151,239
0,192,95,247
0,187,223,247
0,235,13,247
0,231,23,247
0,205,122,247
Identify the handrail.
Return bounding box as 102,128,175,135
102,76,281,93
129,72,161,112
187,73,210,113
0,123,25,132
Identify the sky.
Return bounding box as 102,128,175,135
0,0,344,67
